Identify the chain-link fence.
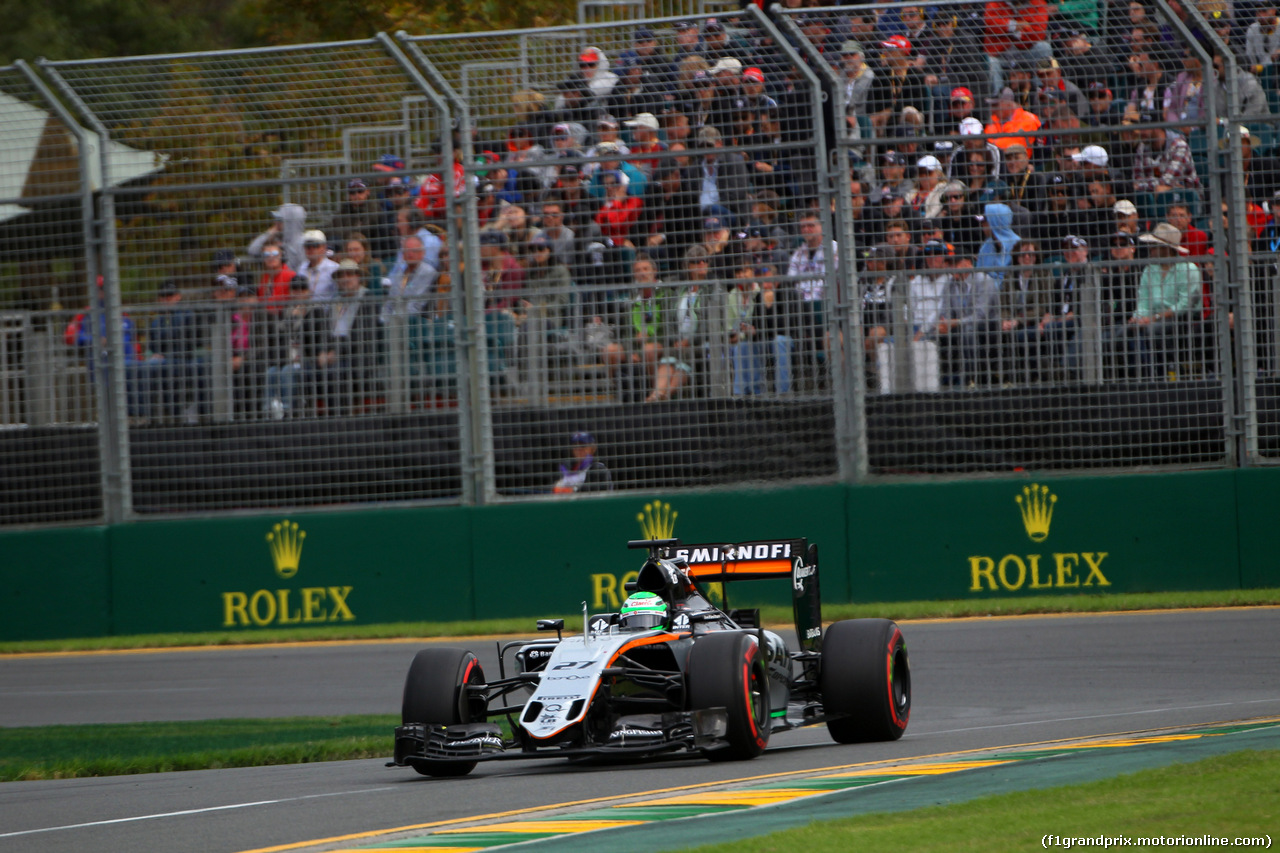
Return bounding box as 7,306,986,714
0,0,1275,528
779,0,1241,474
399,12,842,497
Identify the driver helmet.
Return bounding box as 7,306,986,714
619,591,668,630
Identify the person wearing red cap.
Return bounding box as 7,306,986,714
577,46,619,103
867,34,928,135
982,0,1052,94
740,66,778,117
949,86,978,125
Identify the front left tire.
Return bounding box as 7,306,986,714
402,647,486,777
686,632,771,761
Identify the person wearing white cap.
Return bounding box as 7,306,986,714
910,155,948,218
625,112,667,177
958,116,1003,179
1130,222,1200,379
318,258,380,417
298,229,339,301
1114,199,1140,236
1071,144,1109,170
708,58,744,136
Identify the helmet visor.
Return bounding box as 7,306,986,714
620,611,666,630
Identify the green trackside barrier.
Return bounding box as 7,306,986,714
1234,467,1280,590
467,484,849,620
104,506,475,635
848,470,1242,602
0,470,1275,640
0,526,111,641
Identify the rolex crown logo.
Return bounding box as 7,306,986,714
636,502,677,540
1015,484,1057,543
267,519,306,579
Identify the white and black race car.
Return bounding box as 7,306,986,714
391,538,910,776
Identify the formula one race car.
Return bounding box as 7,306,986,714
391,538,910,776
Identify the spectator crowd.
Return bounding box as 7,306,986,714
74,0,1280,420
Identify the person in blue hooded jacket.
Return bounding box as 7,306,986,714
975,202,1019,287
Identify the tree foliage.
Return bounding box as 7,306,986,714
0,0,579,65
241,0,576,44
0,0,260,64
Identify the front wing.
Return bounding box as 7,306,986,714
392,708,731,768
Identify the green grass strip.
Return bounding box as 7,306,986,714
0,715,398,782
3,588,1277,655
673,749,1280,853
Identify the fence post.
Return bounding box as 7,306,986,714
26,59,131,522
1157,0,1242,467
391,32,496,505
767,5,867,482
1183,10,1255,466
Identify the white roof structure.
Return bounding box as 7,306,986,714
0,91,165,223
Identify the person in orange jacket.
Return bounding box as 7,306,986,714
984,87,1043,154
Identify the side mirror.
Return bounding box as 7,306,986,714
536,619,564,632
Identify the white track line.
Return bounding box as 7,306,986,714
0,787,397,839
920,699,1280,735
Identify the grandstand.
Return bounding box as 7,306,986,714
0,0,1276,527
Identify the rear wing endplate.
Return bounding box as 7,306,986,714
663,539,823,653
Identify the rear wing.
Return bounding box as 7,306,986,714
665,539,823,654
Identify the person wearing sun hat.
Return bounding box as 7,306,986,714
1130,222,1200,379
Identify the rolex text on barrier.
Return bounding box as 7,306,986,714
968,485,1110,593
220,519,355,628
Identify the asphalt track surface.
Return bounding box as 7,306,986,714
1,608,1278,853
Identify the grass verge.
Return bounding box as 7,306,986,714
674,749,1280,853
0,715,398,781
2,588,1277,655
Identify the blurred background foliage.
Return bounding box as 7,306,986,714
0,0,577,65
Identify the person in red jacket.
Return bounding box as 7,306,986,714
256,238,296,313
983,0,1053,94
594,170,645,248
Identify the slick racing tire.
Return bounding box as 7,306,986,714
402,647,486,777
821,618,910,743
687,632,770,761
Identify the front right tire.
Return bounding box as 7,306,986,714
820,618,910,743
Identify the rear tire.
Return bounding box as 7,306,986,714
687,632,770,761
402,647,485,777
821,619,910,743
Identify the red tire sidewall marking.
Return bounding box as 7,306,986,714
742,643,766,748
885,628,908,729
461,657,481,720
